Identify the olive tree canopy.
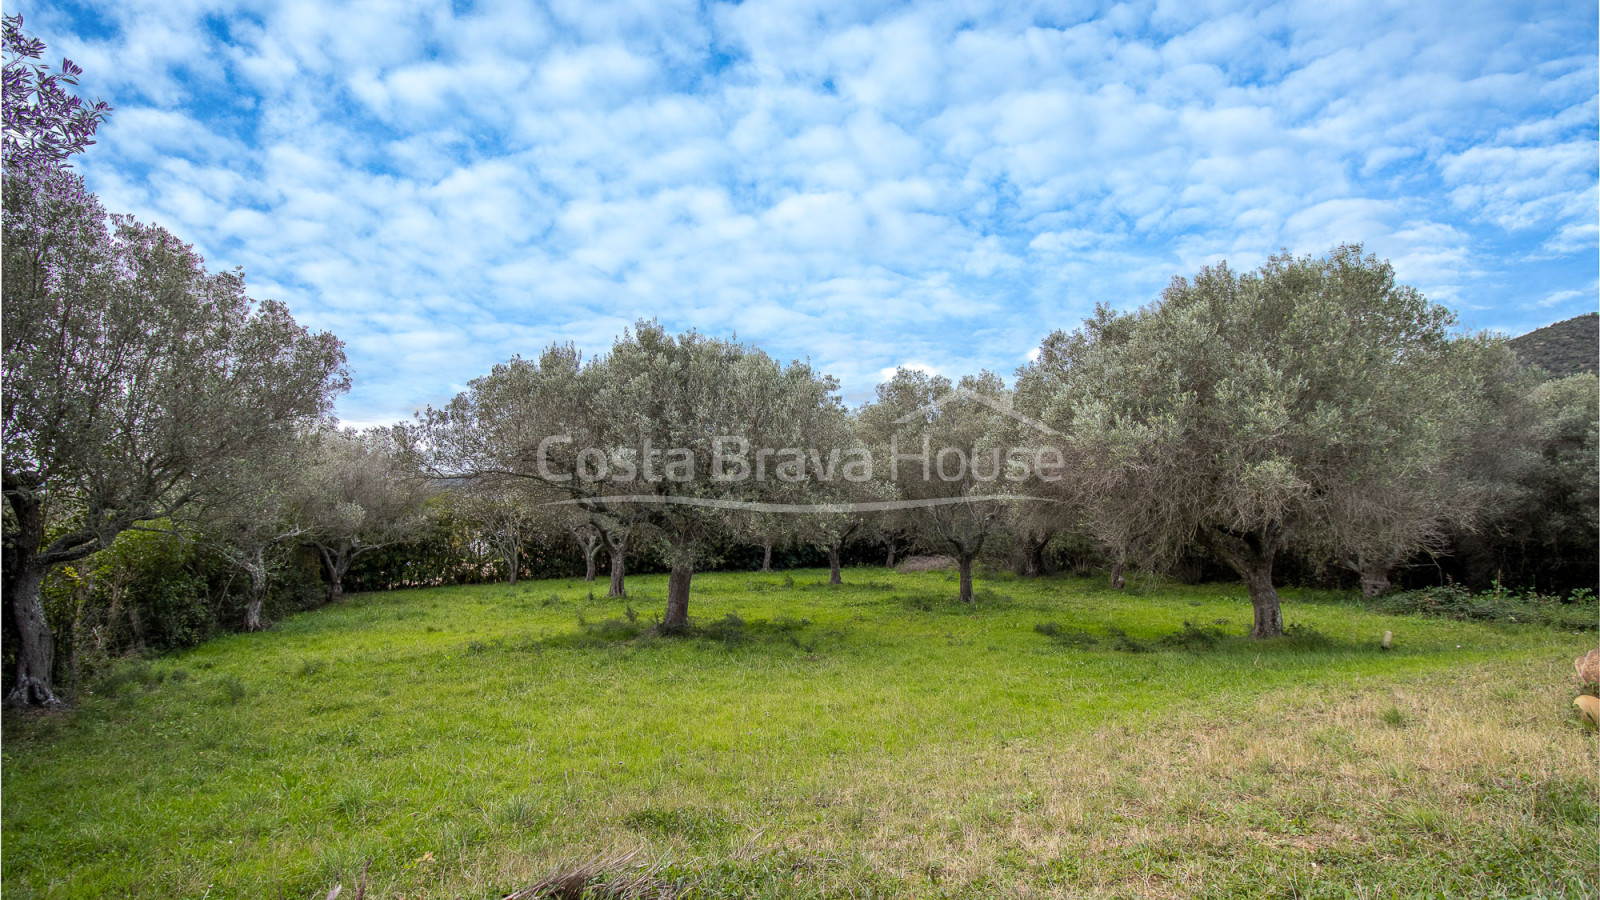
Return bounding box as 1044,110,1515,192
412,321,844,629
294,428,435,603
859,369,1042,602
1021,245,1489,636
2,166,348,705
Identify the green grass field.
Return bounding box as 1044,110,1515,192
4,569,1596,899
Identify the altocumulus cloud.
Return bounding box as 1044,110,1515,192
28,0,1598,425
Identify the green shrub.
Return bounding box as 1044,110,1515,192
1373,583,1597,630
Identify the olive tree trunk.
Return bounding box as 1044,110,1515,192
760,541,773,573
315,543,352,604
1359,566,1391,598
663,563,693,631
885,540,897,568
243,547,270,632
1021,532,1051,577
957,553,975,603
1211,527,1285,638
1244,566,1283,637
605,532,628,598
5,490,64,706
6,565,54,706
827,541,843,585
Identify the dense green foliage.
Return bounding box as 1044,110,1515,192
1371,582,1597,631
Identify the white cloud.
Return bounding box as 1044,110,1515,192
35,0,1598,424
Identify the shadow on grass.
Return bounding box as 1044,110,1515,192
533,610,848,654
1034,620,1356,654
891,588,1016,614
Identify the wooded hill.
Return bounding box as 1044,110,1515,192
1510,312,1598,377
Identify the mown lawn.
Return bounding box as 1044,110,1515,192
3,569,1596,898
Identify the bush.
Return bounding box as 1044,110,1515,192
264,547,326,619
1372,583,1597,630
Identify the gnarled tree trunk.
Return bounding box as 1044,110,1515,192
5,489,60,706
827,541,842,585
315,543,352,604
1244,566,1282,637
1359,566,1391,598
572,527,599,583
760,541,773,573
957,553,975,603
884,537,898,569
243,547,270,632
605,530,628,598
1110,561,1126,590
1210,526,1285,638
663,563,692,631
1349,553,1393,598
1021,530,1052,577
6,565,54,706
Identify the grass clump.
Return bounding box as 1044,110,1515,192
1156,621,1227,652
1103,627,1151,653
623,807,736,845
212,673,247,705
543,613,651,648
1033,621,1099,649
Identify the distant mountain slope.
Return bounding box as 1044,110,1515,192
1509,312,1598,377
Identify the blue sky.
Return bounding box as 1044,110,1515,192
27,0,1599,426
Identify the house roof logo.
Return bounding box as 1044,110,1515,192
892,386,1066,438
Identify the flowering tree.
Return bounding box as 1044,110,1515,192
2,14,112,169
2,166,348,706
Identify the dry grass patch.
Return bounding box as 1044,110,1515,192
757,655,1599,898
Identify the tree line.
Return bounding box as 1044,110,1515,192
4,15,1595,706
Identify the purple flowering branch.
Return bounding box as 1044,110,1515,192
3,13,112,170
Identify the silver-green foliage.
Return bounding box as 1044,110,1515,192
1019,245,1501,635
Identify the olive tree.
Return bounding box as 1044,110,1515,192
736,509,796,573
1450,371,1599,592
295,428,434,603
187,437,317,631
2,168,347,705
1022,245,1489,636
793,408,889,585
3,13,112,169
413,322,842,629
569,323,843,627
859,369,1041,602
450,478,549,586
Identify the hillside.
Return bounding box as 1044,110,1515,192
1510,312,1599,377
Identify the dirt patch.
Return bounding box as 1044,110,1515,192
895,555,955,573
